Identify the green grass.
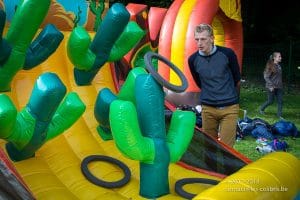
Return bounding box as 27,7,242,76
233,81,300,161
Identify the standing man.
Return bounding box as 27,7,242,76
188,23,241,147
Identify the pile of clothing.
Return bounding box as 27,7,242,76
255,138,288,154
237,117,298,154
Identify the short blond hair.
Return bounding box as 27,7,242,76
194,23,214,36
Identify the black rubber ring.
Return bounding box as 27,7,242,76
81,155,131,188
144,52,188,93
175,178,219,199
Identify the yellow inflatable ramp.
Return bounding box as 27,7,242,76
194,152,300,199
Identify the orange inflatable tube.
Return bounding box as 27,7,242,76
158,0,243,96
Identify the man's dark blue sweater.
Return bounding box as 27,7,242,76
188,45,241,107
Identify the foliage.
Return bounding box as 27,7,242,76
242,0,300,44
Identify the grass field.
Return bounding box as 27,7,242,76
233,80,300,161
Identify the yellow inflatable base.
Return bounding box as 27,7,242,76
194,152,300,200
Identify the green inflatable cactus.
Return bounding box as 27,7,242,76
0,0,64,92
110,71,195,198
67,3,145,86
0,72,86,161
94,52,196,198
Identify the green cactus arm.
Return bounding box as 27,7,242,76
167,110,196,163
0,94,17,138
0,49,26,91
117,67,147,102
5,0,51,52
67,26,96,71
8,108,36,149
23,24,64,70
0,104,35,150
108,21,145,62
110,99,155,163
0,0,51,92
46,92,86,141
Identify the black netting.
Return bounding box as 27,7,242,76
179,129,248,175
165,104,250,176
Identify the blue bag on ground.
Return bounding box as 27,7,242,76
272,120,298,137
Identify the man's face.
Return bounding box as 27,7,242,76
194,30,214,55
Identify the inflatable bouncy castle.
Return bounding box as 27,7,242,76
0,0,299,199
